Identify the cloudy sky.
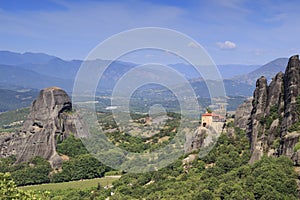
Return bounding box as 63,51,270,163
0,0,299,65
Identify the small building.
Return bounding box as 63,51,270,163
201,112,225,127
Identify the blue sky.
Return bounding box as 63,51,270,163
0,0,299,65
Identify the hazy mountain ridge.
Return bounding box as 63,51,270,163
0,88,38,112
0,51,290,112
0,51,261,83
0,50,57,65
0,64,73,91
234,58,289,85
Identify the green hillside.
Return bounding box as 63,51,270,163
2,126,297,199
0,88,37,112
0,107,29,132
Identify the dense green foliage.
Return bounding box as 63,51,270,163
0,172,50,200
56,134,88,157
51,154,109,183
1,129,298,199
0,156,52,186
0,111,299,199
106,131,298,199
53,134,111,183
99,112,181,153
54,133,111,182
0,135,110,186
14,129,297,200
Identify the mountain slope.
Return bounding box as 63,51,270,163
0,50,287,102
0,51,56,65
217,64,260,79
234,58,288,85
0,88,38,112
18,58,82,80
0,64,73,91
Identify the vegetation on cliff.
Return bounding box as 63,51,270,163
1,126,297,199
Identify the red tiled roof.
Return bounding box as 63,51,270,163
202,113,224,118
202,113,213,116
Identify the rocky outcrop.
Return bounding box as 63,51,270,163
0,87,88,168
281,56,300,137
185,127,207,153
234,98,253,130
248,76,268,163
185,121,223,154
243,55,300,164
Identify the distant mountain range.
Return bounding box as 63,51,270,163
0,50,260,80
0,64,72,90
0,51,57,65
233,58,289,85
0,50,290,111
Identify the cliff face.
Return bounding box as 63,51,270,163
236,55,300,164
185,127,207,153
248,76,268,163
185,121,224,154
0,87,88,168
234,98,253,130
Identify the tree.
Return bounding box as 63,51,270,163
10,157,52,186
51,154,108,182
194,189,213,200
56,134,88,157
206,107,213,113
0,172,50,199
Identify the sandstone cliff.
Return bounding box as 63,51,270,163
235,55,300,164
0,87,88,168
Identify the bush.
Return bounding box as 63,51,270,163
10,157,52,186
294,138,300,152
0,172,50,199
56,134,88,157
51,154,108,182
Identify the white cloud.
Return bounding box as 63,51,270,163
216,41,237,50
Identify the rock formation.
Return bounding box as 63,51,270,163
234,97,253,130
248,76,268,163
0,87,88,168
185,127,207,153
185,121,224,154
235,55,300,164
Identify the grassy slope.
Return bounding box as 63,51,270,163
19,176,120,191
